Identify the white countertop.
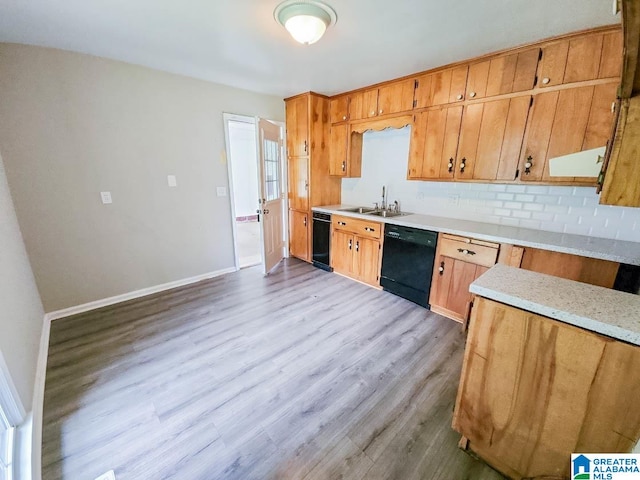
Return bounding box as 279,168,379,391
469,264,640,346
314,204,640,265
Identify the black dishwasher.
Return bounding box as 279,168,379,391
380,224,438,308
312,212,332,271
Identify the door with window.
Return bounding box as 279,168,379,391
0,410,11,480
258,118,286,274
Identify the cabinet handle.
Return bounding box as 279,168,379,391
469,91,476,98
355,240,359,252
457,248,476,256
304,140,308,153
524,156,533,175
611,102,616,114
456,94,463,101
341,161,346,172
303,216,307,227
364,227,375,232
460,158,466,173
438,262,445,276
305,181,309,190
348,239,352,250
448,158,454,173
337,221,346,226
542,77,550,85
263,209,269,214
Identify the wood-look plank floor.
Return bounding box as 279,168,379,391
42,258,504,480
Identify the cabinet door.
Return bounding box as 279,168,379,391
289,209,309,261
414,73,433,109
285,95,309,157
472,96,531,181
408,106,463,179
430,256,479,322
355,236,381,286
487,48,540,96
377,79,416,115
288,156,309,211
330,95,350,123
363,88,379,118
520,85,614,183
331,230,354,276
349,91,365,121
598,30,623,79
432,66,469,106
329,124,348,176
455,103,483,180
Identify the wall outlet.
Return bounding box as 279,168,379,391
167,175,177,187
100,192,112,204
94,471,116,480
448,194,459,206
216,186,227,197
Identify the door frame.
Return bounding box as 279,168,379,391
223,113,289,271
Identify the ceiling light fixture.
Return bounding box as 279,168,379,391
274,0,337,45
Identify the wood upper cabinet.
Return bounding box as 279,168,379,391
539,31,622,87
329,124,363,177
330,95,350,123
429,234,499,323
455,96,531,181
414,66,468,108
466,48,539,100
454,296,640,479
285,95,309,157
350,79,416,120
519,83,617,182
408,106,463,179
289,209,309,261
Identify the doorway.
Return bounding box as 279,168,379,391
224,115,263,269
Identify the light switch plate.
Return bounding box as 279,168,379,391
100,192,112,204
94,470,116,480
216,186,227,197
167,175,177,187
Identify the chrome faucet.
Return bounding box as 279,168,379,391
381,185,387,211
392,200,399,213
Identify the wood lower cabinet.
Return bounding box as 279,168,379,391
429,234,499,323
331,215,382,286
289,209,309,261
454,296,640,479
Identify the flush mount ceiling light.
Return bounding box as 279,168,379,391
274,0,337,45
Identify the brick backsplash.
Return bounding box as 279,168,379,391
341,127,640,243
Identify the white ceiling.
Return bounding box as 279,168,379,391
0,0,619,98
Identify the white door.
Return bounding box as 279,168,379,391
257,118,285,274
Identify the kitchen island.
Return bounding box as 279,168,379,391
453,264,640,479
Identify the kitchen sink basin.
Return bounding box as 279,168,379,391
339,206,376,214
366,210,411,218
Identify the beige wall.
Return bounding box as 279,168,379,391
0,151,44,409
0,44,284,311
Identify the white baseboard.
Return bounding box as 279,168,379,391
45,267,238,321
30,266,237,480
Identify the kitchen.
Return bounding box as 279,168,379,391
286,17,640,480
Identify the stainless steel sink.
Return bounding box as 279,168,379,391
366,210,411,218
339,206,376,214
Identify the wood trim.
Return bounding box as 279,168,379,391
350,115,412,133
328,25,621,100
429,304,464,323
283,91,331,102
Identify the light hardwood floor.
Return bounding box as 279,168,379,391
42,258,504,480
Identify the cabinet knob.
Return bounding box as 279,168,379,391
542,77,550,85
348,239,352,250
448,158,454,173
364,227,375,232
438,261,445,276
611,102,616,114
460,158,466,173
524,156,533,175
355,241,360,252
457,248,476,256
342,161,346,172
469,92,476,98
337,221,346,226
370,110,376,115
379,109,383,114
304,140,308,152
303,216,307,227
456,94,463,100
342,115,347,120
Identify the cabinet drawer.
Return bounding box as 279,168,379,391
441,233,500,249
439,237,498,268
332,215,381,239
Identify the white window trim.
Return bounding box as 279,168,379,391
0,353,26,480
